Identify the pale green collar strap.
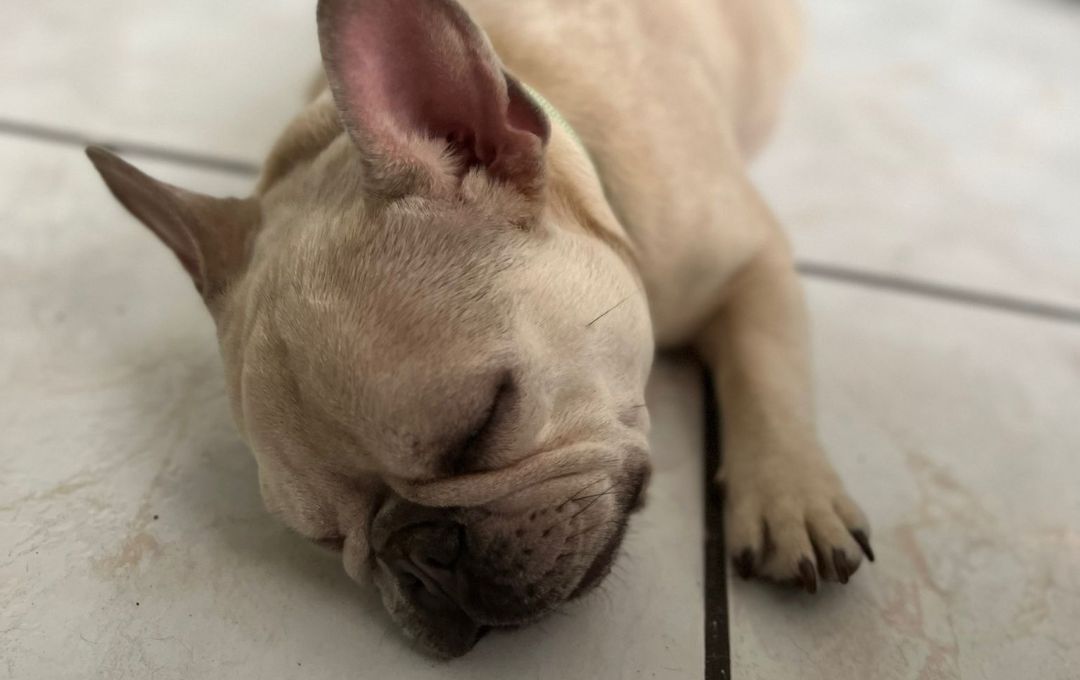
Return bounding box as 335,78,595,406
519,81,589,158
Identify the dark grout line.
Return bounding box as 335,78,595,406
798,261,1080,326
702,365,731,680
0,117,261,177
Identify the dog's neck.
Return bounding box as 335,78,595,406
255,87,641,282
535,92,642,281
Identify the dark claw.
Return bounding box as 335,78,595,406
833,548,851,584
851,530,875,562
798,557,818,594
733,549,755,579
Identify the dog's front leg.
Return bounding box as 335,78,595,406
694,192,873,591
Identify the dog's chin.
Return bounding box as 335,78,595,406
371,523,629,658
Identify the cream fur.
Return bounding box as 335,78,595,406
87,0,871,657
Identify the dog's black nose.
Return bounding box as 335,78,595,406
389,523,467,613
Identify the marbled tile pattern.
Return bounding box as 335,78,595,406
729,281,1080,680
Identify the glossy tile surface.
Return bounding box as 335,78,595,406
0,0,316,161
756,0,1080,307
729,280,1080,680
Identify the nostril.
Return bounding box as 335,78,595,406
398,569,423,591
421,554,455,570
414,521,466,570
410,551,459,590
393,557,461,613
382,520,468,611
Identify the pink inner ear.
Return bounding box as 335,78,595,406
321,0,548,186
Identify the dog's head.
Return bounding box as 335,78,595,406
87,0,653,657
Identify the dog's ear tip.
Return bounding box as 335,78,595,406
85,145,124,174
85,144,106,165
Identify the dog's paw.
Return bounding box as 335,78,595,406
722,453,873,593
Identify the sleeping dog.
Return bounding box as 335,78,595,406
87,0,872,658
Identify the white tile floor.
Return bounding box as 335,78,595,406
731,281,1080,679
0,0,318,161
2,1,1079,679
754,0,1080,308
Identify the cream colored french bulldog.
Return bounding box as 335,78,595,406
86,0,873,658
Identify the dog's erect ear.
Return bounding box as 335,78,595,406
86,146,260,301
316,0,550,197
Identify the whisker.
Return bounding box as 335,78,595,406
569,489,618,503
566,520,616,541
544,481,620,535
541,500,614,535
568,484,617,520
556,547,610,561
607,565,628,589
558,478,605,510
586,295,631,327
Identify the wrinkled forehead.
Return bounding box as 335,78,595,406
240,196,527,468
264,189,526,343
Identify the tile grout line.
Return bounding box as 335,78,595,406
2,117,1077,328
0,117,261,177
702,365,731,680
797,262,1080,326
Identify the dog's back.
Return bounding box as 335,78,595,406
460,0,801,342
466,0,801,159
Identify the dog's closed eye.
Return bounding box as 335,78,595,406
442,375,515,476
